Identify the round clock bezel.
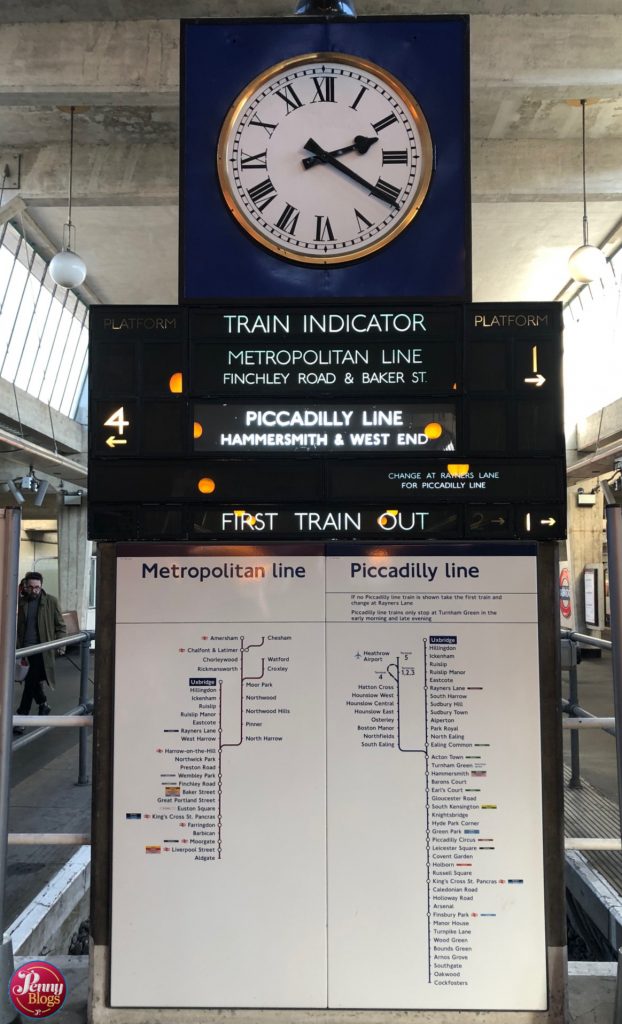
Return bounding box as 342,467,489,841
216,51,434,265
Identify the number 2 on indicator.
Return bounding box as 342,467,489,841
104,406,130,435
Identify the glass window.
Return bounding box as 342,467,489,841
39,299,76,405
0,220,89,423
564,258,622,432
58,316,89,417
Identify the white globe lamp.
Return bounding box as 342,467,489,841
49,105,88,290
568,99,606,284
568,243,607,284
49,247,86,289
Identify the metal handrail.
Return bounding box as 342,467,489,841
6,645,622,863
565,838,622,850
563,716,615,729
8,833,90,846
10,628,95,857
561,630,616,787
561,628,612,652
15,630,91,658
13,629,94,782
12,714,93,729
560,630,621,854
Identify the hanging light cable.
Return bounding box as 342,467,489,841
49,105,87,289
568,98,607,284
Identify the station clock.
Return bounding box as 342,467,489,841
217,53,433,265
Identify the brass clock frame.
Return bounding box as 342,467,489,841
217,52,434,266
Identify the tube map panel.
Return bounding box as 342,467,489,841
110,542,546,1010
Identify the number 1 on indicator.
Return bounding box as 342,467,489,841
104,406,130,435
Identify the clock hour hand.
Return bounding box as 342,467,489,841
302,135,377,169
303,138,398,208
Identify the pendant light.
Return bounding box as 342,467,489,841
49,105,87,289
568,99,607,284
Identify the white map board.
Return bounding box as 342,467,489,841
111,543,546,1010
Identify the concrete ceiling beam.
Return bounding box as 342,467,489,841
17,143,178,206
0,15,621,107
2,1,622,20
0,377,85,457
0,19,179,102
472,138,622,202
13,137,622,206
471,15,622,87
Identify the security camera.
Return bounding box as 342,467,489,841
34,479,49,507
63,491,83,506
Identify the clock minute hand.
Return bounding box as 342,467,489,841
303,137,398,209
302,135,377,170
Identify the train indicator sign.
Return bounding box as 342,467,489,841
89,301,565,541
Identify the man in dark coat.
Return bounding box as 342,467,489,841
15,571,66,727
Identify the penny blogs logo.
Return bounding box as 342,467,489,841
9,961,67,1018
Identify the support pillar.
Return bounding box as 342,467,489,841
0,509,22,1024
57,503,91,628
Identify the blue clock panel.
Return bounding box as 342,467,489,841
180,17,471,303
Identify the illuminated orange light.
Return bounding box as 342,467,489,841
197,477,216,494
169,372,183,394
377,510,399,527
424,422,443,439
447,463,470,477
193,422,203,439
452,382,458,391
233,509,256,525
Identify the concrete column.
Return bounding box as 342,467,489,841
57,503,91,630
566,476,605,635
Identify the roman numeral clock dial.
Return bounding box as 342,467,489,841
217,53,433,265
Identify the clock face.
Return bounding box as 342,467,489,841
217,53,433,265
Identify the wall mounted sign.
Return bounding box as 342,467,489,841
180,17,470,301
110,542,546,1010
88,300,565,542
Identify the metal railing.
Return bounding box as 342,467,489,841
6,624,621,854
11,629,94,846
7,625,620,854
561,628,620,853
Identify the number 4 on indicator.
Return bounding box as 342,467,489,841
104,406,130,435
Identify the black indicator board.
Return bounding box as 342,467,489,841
193,402,456,454
189,306,460,397
88,301,565,542
191,341,456,396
